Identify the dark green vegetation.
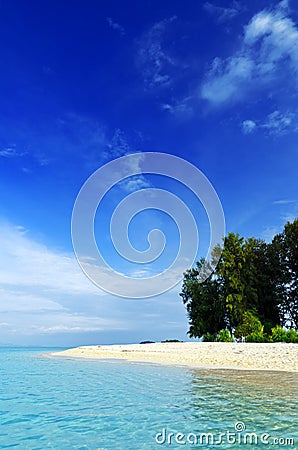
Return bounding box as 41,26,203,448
181,218,298,343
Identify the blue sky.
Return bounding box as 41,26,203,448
0,0,298,346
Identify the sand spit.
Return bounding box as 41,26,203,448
51,342,298,373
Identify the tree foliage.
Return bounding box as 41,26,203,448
181,218,298,339
180,259,226,338
272,219,298,328
234,311,263,339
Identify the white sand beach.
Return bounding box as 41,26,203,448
52,342,298,373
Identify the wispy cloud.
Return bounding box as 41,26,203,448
0,114,106,173
261,110,298,135
0,221,189,342
0,222,131,339
273,199,297,205
119,175,151,193
201,55,254,105
261,197,298,241
241,110,298,135
106,17,125,36
0,222,102,296
106,130,151,192
204,1,243,23
261,225,282,243
106,128,132,158
0,309,127,337
56,112,108,168
162,96,193,117
201,1,298,106
0,146,27,158
136,16,178,89
0,147,18,157
0,289,66,313
241,119,257,134
282,210,298,224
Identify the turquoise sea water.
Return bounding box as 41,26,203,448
0,348,297,449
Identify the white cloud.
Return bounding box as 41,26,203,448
241,110,298,135
0,222,134,339
261,197,298,241
82,258,191,299
29,315,126,334
119,175,151,193
106,128,132,158
201,56,254,104
204,1,242,23
0,147,24,158
0,113,109,173
0,310,128,337
136,16,178,89
0,221,189,342
112,150,152,193
0,222,102,296
282,211,298,224
0,289,65,313
242,119,257,134
162,96,193,116
201,1,298,106
261,225,281,242
106,17,125,35
128,268,153,278
0,147,16,157
261,110,298,135
273,199,297,205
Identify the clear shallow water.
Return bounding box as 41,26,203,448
0,348,297,449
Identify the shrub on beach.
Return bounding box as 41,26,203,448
202,332,216,342
234,311,263,340
271,325,288,342
217,329,234,342
271,326,298,343
285,329,298,343
245,331,266,343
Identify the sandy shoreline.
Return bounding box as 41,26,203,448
51,342,298,373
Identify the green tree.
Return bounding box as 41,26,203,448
234,311,263,339
216,233,246,330
273,219,298,328
216,233,264,330
180,259,226,338
181,220,297,339
247,238,280,332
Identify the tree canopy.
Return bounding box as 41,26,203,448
181,218,298,339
